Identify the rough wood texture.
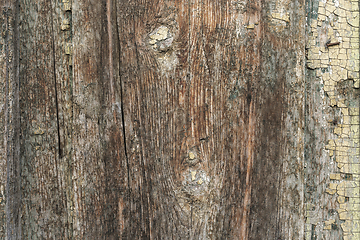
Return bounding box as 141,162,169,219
0,3,8,238
117,0,305,239
19,0,66,238
71,0,126,238
0,0,308,239
305,0,360,239
1,1,21,239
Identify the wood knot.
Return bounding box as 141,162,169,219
148,26,173,52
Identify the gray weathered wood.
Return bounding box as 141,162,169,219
1,1,21,239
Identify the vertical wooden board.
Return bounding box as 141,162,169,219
187,1,261,238
117,0,192,238
51,0,74,238
0,0,306,238
0,2,8,238
18,0,65,238
249,0,305,239
118,0,305,239
72,0,126,238
3,1,21,239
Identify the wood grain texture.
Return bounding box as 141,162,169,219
51,0,73,238
0,3,8,238
18,0,66,238
72,0,126,238
2,0,307,239
1,1,21,239
117,0,305,239
304,68,343,239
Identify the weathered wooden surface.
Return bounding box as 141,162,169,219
0,3,8,238
305,0,360,239
117,0,305,239
0,0,309,239
19,0,66,238
1,0,21,239
71,0,126,238
2,0,127,239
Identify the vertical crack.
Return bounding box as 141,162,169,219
120,82,129,166
114,0,130,189
114,1,131,236
108,0,128,166
50,3,62,159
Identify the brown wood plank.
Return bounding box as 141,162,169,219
1,0,307,238
118,0,305,239
18,0,66,238
71,0,126,238
51,0,74,238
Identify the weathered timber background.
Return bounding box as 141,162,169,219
117,0,305,239
1,0,358,239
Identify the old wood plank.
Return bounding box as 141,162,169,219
1,0,21,239
1,0,307,238
71,0,126,238
18,0,66,238
51,0,74,238
0,3,8,238
118,0,305,239
254,1,306,239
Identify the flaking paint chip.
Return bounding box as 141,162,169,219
323,224,332,230
330,173,341,180
64,3,71,10
326,188,337,195
191,170,196,181
62,19,70,25
148,26,174,52
61,23,70,31
325,219,336,225
337,196,346,204
62,0,71,10
246,24,255,29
